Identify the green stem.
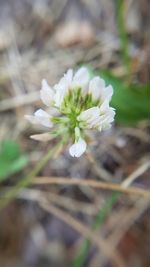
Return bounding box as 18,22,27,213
73,192,120,267
116,0,131,76
0,140,64,210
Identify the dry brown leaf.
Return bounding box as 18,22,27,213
55,20,95,47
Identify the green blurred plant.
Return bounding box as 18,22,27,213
73,192,120,267
100,72,150,125
0,140,28,181
0,140,64,210
116,0,130,75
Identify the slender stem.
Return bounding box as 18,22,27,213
116,0,131,76
0,140,64,210
73,192,120,267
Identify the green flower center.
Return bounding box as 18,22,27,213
51,88,100,139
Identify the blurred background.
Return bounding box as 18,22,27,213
0,0,150,267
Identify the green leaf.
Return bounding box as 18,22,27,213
99,72,150,125
0,140,20,160
0,140,28,181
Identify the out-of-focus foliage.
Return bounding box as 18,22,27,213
0,140,28,181
100,72,150,125
89,68,150,125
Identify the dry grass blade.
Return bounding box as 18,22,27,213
95,197,150,267
33,177,150,198
0,92,40,111
121,127,150,143
86,150,114,182
46,192,98,215
18,188,125,267
19,189,98,215
39,199,125,267
109,197,149,247
121,161,150,188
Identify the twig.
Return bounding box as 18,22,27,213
0,92,40,111
33,176,150,198
122,160,150,188
46,192,98,215
109,197,149,247
86,150,114,182
121,127,150,143
19,189,98,215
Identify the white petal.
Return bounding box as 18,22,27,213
34,109,53,128
78,107,101,129
101,85,113,102
25,115,39,124
98,103,115,131
100,100,115,114
73,67,90,93
54,87,66,107
25,112,53,128
54,77,68,93
64,69,73,85
30,133,52,142
99,100,109,113
69,138,87,157
55,69,73,92
40,79,54,106
89,77,105,101
98,120,112,131
78,107,100,128
53,70,73,107
78,107,100,121
100,102,115,120
106,85,113,99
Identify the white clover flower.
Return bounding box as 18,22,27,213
25,67,115,157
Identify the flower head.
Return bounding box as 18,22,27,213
25,67,115,157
